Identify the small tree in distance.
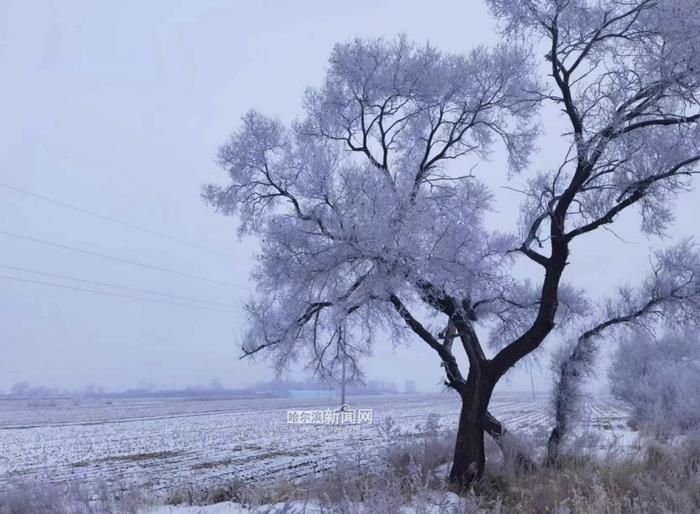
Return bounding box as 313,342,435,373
207,0,700,488
610,332,700,437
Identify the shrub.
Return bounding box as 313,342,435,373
609,332,700,437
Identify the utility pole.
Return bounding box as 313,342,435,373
340,324,346,408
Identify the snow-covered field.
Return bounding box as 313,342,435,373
0,393,633,495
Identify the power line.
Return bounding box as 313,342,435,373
0,274,236,314
0,182,238,259
0,264,236,309
0,229,242,288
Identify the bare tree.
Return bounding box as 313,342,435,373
207,0,700,485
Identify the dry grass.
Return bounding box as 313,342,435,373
3,428,700,513
277,430,700,513
475,440,700,513
0,480,150,514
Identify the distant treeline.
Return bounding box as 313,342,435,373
0,377,415,399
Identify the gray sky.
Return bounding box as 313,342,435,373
1,0,698,394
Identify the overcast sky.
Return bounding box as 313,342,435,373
1,0,698,394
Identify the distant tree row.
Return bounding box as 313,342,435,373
4,382,105,398
2,376,411,398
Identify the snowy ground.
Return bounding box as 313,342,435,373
0,392,634,496
143,495,467,514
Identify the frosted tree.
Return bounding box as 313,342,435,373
207,0,700,484
546,242,700,462
206,36,547,484
484,0,700,469
610,331,700,436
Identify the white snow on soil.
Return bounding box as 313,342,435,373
0,393,635,495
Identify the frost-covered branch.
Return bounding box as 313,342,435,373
206,36,540,387
547,240,700,461
489,0,700,381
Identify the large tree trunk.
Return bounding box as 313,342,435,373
449,377,494,487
